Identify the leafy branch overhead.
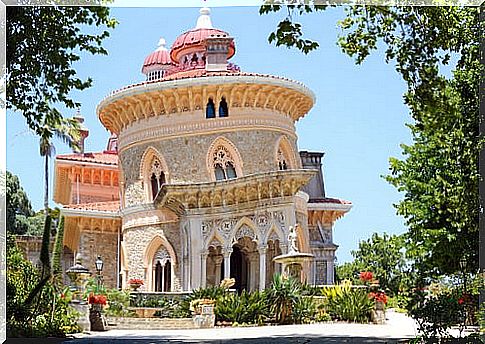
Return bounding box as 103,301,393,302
6,6,117,136
261,5,482,277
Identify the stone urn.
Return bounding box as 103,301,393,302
89,303,108,331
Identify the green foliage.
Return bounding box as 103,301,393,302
322,283,374,323
216,290,269,325
260,4,327,54
7,245,80,337
292,296,317,324
105,289,133,317
188,285,227,301
265,274,301,324
7,6,117,136
261,6,481,280
128,293,191,318
337,233,410,296
52,216,65,277
407,289,466,340
6,171,34,235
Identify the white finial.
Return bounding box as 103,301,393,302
156,37,167,51
196,7,213,29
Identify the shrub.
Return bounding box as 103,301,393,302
266,274,301,324
292,296,317,324
407,288,466,340
322,282,374,323
216,290,269,325
7,245,80,337
105,289,133,317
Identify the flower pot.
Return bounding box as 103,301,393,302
130,283,142,291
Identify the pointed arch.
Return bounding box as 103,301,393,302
231,216,259,246
264,224,285,246
206,232,224,250
275,136,300,170
139,146,170,202
206,136,244,182
143,234,177,292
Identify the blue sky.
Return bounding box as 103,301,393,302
6,5,413,263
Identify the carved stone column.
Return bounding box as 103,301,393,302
213,255,224,286
258,246,267,290
249,253,259,291
201,251,209,288
223,248,233,279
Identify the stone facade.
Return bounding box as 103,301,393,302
78,231,119,288
45,8,352,293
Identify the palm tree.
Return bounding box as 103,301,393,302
23,116,80,310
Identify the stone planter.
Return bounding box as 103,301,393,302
130,283,142,292
89,304,108,331
191,299,215,328
371,301,386,324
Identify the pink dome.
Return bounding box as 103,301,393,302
142,38,172,74
170,28,235,63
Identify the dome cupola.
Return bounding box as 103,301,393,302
170,7,235,66
142,37,173,81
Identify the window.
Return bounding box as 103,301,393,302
150,159,166,200
153,247,171,292
277,149,288,171
213,146,237,180
219,97,228,117
206,98,216,118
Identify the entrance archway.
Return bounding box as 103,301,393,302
230,236,258,292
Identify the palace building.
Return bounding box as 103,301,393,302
52,8,352,292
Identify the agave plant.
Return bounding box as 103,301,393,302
266,274,301,324
216,290,269,325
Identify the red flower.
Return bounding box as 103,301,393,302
458,298,465,305
60,293,65,299
128,278,144,285
368,291,388,304
359,271,373,282
88,293,107,305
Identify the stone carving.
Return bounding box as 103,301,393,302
315,260,327,285
288,225,298,254
154,247,170,265
234,224,256,242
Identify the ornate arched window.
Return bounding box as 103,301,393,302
153,247,171,292
277,149,288,171
213,146,237,181
150,158,166,200
206,98,215,118
219,97,228,117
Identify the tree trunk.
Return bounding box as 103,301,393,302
44,154,49,215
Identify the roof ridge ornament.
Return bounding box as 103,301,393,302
196,7,213,29
156,37,168,51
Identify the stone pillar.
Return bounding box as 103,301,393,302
214,255,223,286
249,254,259,291
327,259,334,285
201,251,209,288
258,246,267,290
223,248,232,279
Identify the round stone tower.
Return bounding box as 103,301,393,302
96,8,317,292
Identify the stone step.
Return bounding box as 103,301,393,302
107,317,195,330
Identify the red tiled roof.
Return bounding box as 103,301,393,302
63,201,120,212
309,197,352,205
170,28,235,62
57,151,118,166
142,49,172,72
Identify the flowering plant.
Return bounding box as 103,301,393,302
359,271,373,282
128,278,144,285
88,292,107,305
368,291,388,304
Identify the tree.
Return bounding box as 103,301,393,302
261,6,482,278
6,171,34,235
336,232,409,296
6,6,117,136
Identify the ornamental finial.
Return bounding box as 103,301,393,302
156,37,167,51
196,7,213,29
